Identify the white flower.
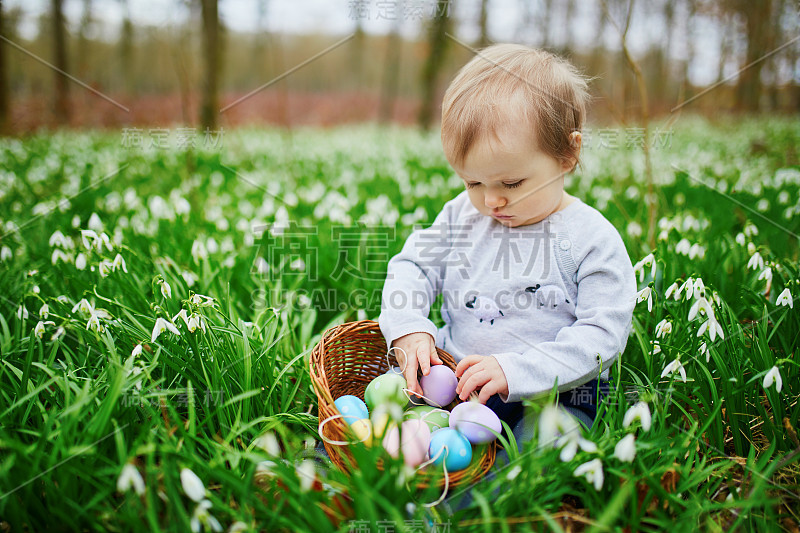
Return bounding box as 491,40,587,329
655,319,672,338
573,458,604,491
614,434,636,462
776,288,793,308
636,286,653,312
71,298,94,315
17,305,28,320
187,314,205,333
763,366,782,393
557,435,597,462
744,223,758,237
650,340,661,355
688,297,713,322
697,316,725,342
39,303,49,319
191,240,209,262
49,230,68,248
182,271,199,287
627,222,642,238
675,239,691,256
160,280,172,299
0,245,12,262
633,253,656,283
747,252,764,271
132,343,143,357
190,500,222,533
88,213,104,232
50,327,65,341
34,321,46,339
661,359,687,382
51,249,70,265
296,460,317,492
180,468,206,502
735,233,746,246
151,317,181,343
693,277,706,298
112,253,128,273
289,258,306,271
80,229,100,251
117,463,145,495
665,282,679,300
623,401,652,432
75,253,87,270
699,342,709,363
506,465,522,481
679,278,694,300
99,259,114,278
190,294,216,307
689,243,705,260
86,312,105,333
253,432,282,456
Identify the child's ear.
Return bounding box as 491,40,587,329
562,131,582,172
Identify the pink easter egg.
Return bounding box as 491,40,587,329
449,401,502,444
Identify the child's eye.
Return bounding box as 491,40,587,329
503,180,524,189
465,182,481,189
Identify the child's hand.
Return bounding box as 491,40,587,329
390,332,443,400
455,355,509,404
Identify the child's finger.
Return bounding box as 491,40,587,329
418,345,431,376
429,340,443,365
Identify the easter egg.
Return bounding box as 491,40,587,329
449,401,502,443
350,418,373,445
364,373,408,409
334,395,369,424
382,418,431,467
370,411,395,441
428,428,472,472
405,405,450,432
419,365,458,407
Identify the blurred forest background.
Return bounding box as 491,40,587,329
0,0,798,135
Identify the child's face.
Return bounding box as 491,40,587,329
451,129,575,227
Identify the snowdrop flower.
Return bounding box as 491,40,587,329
188,314,206,333
763,366,782,393
80,229,100,251
72,298,94,315
688,297,713,322
665,282,679,300
661,359,687,382
636,286,653,312
190,500,222,533
776,288,793,308
295,460,317,492
51,249,72,265
34,321,46,338
191,240,209,262
88,213,104,232
151,317,181,343
99,259,114,278
557,434,598,462
747,252,764,271
75,253,87,270
49,230,69,248
180,468,206,502
39,303,49,319
253,432,282,456
698,316,725,342
633,253,657,283
0,245,11,262
744,223,758,237
190,294,216,307
573,458,604,491
112,253,128,273
650,340,661,355
679,278,695,300
735,233,746,246
86,312,105,333
132,343,143,357
17,305,28,320
689,243,705,260
50,327,65,341
117,463,145,495
182,271,198,287
614,434,636,462
160,279,172,299
675,239,691,256
289,258,306,271
627,221,642,238
623,402,652,432
655,319,672,338
693,277,706,298
699,342,709,363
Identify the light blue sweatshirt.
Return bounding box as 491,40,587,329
379,190,637,403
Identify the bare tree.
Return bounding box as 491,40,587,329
0,0,8,134
77,0,92,80
477,0,490,49
378,4,403,124
118,0,133,94
418,0,451,130
728,0,773,111
52,0,69,124
200,0,220,129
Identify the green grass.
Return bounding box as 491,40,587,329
0,116,798,532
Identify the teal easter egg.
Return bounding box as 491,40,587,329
428,428,472,472
334,395,369,424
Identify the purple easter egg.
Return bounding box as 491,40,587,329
449,401,502,443
419,365,458,407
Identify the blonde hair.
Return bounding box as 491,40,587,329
441,44,589,170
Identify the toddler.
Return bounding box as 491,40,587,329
379,44,636,452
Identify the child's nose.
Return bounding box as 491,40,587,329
484,192,507,209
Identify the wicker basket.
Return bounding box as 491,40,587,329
309,320,496,488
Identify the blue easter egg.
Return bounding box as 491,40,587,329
428,428,472,472
334,395,369,424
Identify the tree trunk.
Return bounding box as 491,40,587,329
77,0,92,80
0,0,9,134
378,12,402,124
200,0,220,129
119,0,133,94
477,0,490,49
52,0,69,125
418,0,451,131
735,0,772,112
